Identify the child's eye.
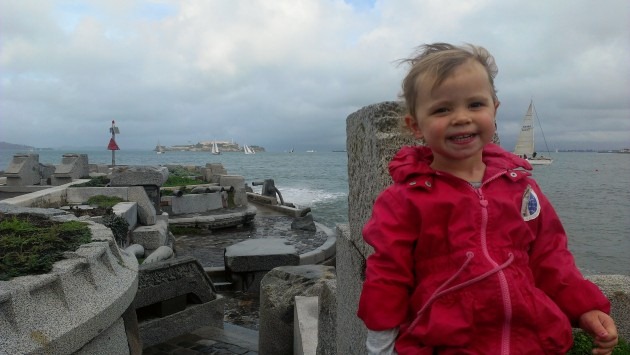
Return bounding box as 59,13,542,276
470,102,484,108
433,107,449,114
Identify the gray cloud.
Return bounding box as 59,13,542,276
1,0,628,152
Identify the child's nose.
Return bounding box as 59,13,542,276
451,108,472,124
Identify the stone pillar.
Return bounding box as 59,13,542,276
219,175,247,207
4,154,42,186
51,153,89,185
339,101,414,354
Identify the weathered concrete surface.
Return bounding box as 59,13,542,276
294,296,319,355
587,275,630,341
135,256,223,348
166,192,224,215
66,186,130,204
51,153,89,185
1,180,90,208
112,201,138,230
128,186,157,226
4,154,42,186
342,103,418,355
219,175,247,207
336,224,368,355
225,238,300,293
204,163,228,183
224,238,299,273
316,279,337,355
259,265,336,355
0,208,138,355
109,166,169,187
130,215,169,251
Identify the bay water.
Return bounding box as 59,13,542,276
1,149,627,275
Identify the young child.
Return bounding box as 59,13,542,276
357,43,618,354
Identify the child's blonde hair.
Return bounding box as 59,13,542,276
399,43,499,119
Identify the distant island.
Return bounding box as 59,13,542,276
0,142,52,151
597,148,630,154
154,140,265,153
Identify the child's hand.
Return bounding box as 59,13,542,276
578,310,618,354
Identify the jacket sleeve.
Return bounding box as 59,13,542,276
526,181,610,324
358,187,418,330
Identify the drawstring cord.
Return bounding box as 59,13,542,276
406,252,515,333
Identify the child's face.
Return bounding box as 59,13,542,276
405,60,499,168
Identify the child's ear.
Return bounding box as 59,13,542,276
404,114,423,139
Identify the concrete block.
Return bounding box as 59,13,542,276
205,163,227,183
224,238,299,273
113,201,138,230
294,296,319,355
110,165,169,187
259,265,336,355
4,154,41,186
128,186,156,226
1,180,88,208
336,224,368,355
139,297,224,348
131,218,168,250
316,279,337,355
51,154,89,185
219,175,247,207
66,187,129,204
169,192,223,215
135,256,223,348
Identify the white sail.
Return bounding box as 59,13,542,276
211,141,220,155
513,101,535,157
513,101,553,165
244,145,255,154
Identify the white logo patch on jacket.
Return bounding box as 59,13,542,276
521,185,541,221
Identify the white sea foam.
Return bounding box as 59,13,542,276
272,187,346,208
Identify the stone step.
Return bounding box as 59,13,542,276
191,322,259,352
213,281,234,292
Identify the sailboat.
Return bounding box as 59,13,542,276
243,145,255,154
211,141,221,155
154,141,165,154
513,100,553,165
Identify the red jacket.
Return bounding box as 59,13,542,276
358,144,610,354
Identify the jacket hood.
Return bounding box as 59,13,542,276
388,143,532,183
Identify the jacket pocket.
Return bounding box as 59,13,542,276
528,288,573,353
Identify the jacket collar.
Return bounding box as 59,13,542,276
388,143,532,184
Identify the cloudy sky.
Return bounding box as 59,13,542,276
1,0,628,152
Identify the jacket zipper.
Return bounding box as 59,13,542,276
476,172,512,355
404,171,515,352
